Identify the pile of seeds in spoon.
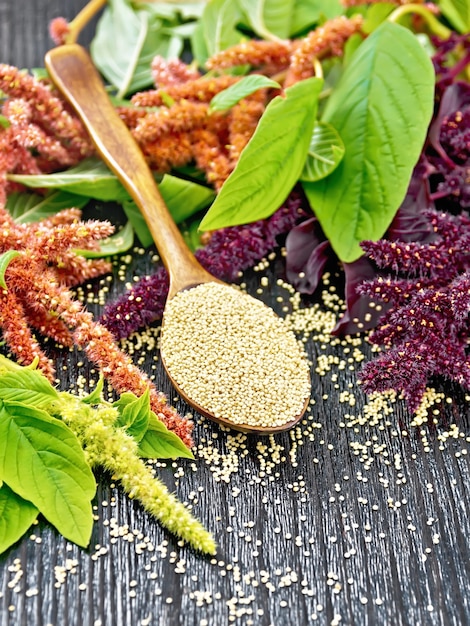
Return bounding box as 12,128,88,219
160,282,311,429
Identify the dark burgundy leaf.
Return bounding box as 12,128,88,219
332,256,389,336
285,217,330,294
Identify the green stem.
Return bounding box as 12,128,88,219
312,57,324,80
388,4,452,40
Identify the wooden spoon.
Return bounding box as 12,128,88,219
45,44,311,435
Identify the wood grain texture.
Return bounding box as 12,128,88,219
1,3,470,625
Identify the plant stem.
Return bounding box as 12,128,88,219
312,57,323,79
65,0,108,44
388,4,452,40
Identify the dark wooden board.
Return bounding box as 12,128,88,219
1,3,469,625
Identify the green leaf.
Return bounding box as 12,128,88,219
114,389,150,443
81,377,105,405
160,175,216,223
74,220,134,258
199,77,323,231
0,367,59,409
142,2,206,21
238,0,295,40
122,21,183,98
123,174,215,247
209,75,280,112
437,0,470,33
300,121,345,182
138,413,194,459
8,162,210,248
0,483,38,555
303,21,434,262
112,390,193,458
6,190,89,224
0,400,96,547
7,157,132,202
290,0,344,36
190,20,210,66
342,33,364,67
122,200,152,247
30,68,49,81
181,216,204,252
0,115,10,129
91,0,200,95
0,250,20,289
91,0,153,96
200,0,243,56
0,354,33,373
362,3,396,34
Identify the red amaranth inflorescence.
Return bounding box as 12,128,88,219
358,210,470,411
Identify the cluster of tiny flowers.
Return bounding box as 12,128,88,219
285,15,363,86
0,64,93,164
0,14,369,443
100,191,307,339
0,204,193,445
58,394,215,553
49,16,71,45
0,205,112,374
358,210,470,411
110,15,364,189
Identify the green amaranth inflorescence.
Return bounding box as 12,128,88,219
57,393,216,555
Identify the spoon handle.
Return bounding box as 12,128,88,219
45,43,211,296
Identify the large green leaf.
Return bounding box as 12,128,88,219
290,0,344,35
142,2,206,21
9,160,213,249
90,0,185,96
6,190,89,224
123,174,215,247
200,0,243,57
362,3,397,34
160,175,216,223
91,0,149,96
238,0,295,40
8,157,131,202
0,401,96,547
199,77,323,231
0,484,38,555
190,20,210,66
303,21,434,262
0,367,59,409
122,16,184,96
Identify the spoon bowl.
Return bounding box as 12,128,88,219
45,44,311,435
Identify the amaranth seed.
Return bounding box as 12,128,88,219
160,282,311,428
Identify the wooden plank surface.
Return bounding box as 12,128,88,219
1,2,470,625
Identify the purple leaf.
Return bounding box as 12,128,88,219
285,217,330,294
333,256,389,336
